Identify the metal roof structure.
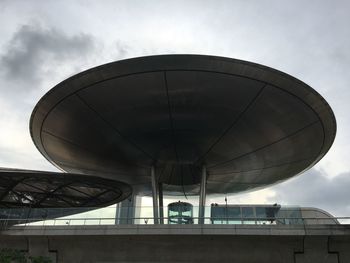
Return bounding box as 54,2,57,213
29,54,336,197
0,168,131,208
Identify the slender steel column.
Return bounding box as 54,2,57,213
158,182,164,224
151,166,159,224
198,165,207,224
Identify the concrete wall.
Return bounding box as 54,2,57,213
0,225,349,263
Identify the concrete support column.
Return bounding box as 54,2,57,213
198,165,207,224
115,194,140,224
151,166,159,224
158,183,164,224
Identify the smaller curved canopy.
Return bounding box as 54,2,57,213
0,168,132,208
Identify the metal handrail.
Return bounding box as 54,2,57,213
0,216,349,230
1,216,350,221
0,206,348,230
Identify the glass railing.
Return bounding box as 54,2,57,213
0,206,348,229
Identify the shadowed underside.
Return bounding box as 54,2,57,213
0,168,132,208
30,55,336,196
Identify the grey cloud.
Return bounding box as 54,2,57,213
266,168,350,217
114,41,129,60
0,24,95,88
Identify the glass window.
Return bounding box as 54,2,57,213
242,207,255,224
255,207,267,218
242,207,254,218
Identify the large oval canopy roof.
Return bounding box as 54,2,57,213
30,55,336,196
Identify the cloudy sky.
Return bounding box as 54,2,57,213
0,0,349,217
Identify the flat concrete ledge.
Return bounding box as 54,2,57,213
1,225,350,262
1,224,350,236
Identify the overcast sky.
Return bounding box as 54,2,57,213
0,0,349,217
